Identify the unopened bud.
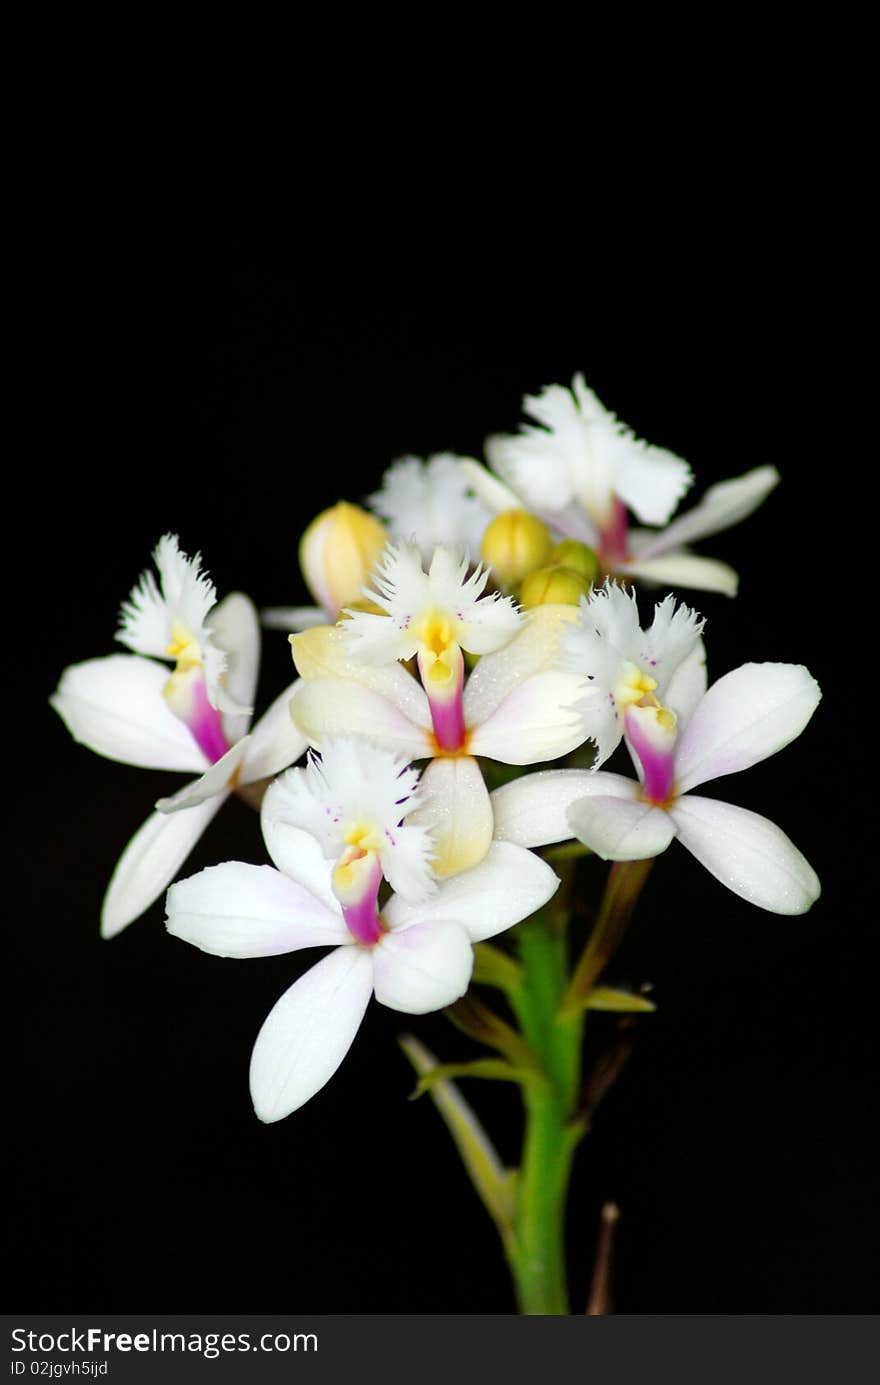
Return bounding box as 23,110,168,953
548,539,599,584
520,565,591,610
480,509,553,589
299,502,387,617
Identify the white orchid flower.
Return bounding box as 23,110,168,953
165,741,559,1121
291,544,586,876
561,580,707,769
262,501,388,634
491,661,821,915
51,535,307,937
461,374,779,597
368,453,492,564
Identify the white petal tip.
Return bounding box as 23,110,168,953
252,1099,285,1124
100,909,134,940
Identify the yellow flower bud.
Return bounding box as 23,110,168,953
547,539,600,584
480,509,553,589
299,502,387,617
520,565,591,610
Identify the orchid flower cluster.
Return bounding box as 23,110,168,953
52,375,820,1315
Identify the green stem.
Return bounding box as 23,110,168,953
509,1074,583,1313
506,872,585,1314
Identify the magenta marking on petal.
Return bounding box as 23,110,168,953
625,710,676,806
341,855,384,946
186,678,232,764
599,496,630,567
420,645,467,751
429,690,467,751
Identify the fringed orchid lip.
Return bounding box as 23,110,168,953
561,582,706,772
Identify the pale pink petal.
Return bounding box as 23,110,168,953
675,663,822,793
165,861,346,957
249,947,374,1121
669,794,820,914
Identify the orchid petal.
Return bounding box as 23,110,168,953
675,663,822,793
467,671,586,764
407,756,493,878
371,453,491,563
240,681,308,784
261,605,327,631
291,679,432,759
485,422,576,512
259,806,339,913
101,794,226,939
372,919,473,1013
156,739,251,813
291,623,432,729
208,592,260,744
664,638,708,728
634,466,780,560
166,861,347,957
669,794,820,915
614,441,693,527
463,605,578,727
384,841,560,942
491,770,636,847
620,549,739,597
249,947,374,1122
51,655,208,773
457,457,524,516
568,794,676,861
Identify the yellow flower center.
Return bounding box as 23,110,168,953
615,660,658,712
415,609,461,690
165,619,203,669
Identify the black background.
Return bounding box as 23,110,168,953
12,240,875,1314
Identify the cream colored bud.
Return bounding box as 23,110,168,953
548,539,599,584
480,509,553,589
299,502,387,617
520,565,591,610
